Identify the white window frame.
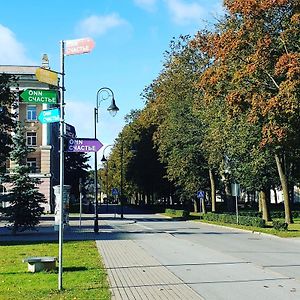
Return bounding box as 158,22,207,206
27,105,37,121
26,132,37,146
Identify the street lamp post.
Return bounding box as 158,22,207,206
94,88,119,233
101,144,114,213
120,136,124,219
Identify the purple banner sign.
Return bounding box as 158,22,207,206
67,138,103,153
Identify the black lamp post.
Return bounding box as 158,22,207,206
120,136,124,219
94,87,119,233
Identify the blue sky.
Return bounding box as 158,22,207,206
0,0,223,164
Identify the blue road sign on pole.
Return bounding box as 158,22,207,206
112,188,119,196
197,190,205,199
65,123,76,138
38,108,60,124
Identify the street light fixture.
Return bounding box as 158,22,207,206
94,87,119,233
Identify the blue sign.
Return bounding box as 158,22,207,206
38,108,60,124
197,190,205,199
65,123,76,138
112,188,119,196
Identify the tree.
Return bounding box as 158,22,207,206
2,124,45,233
0,74,17,176
195,0,299,223
64,152,90,200
140,36,211,210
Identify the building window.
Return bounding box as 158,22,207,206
26,132,37,146
27,105,37,121
27,158,37,173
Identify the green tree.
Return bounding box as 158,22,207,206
140,36,211,211
195,0,299,223
2,124,45,233
0,74,17,176
64,152,90,200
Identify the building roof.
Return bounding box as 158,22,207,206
0,65,40,75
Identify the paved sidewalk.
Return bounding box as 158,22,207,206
0,214,204,299
97,239,203,300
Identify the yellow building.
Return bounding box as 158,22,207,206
0,55,59,212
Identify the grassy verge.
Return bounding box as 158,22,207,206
163,211,300,238
0,241,110,300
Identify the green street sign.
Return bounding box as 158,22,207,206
20,89,58,104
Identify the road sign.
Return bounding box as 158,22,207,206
65,123,76,138
231,183,240,197
20,89,57,104
67,138,103,153
197,190,205,199
38,108,60,124
112,188,119,196
64,38,95,56
35,68,58,86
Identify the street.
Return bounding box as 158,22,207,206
97,208,300,300
1,207,300,299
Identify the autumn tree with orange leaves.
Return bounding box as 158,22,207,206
195,0,299,223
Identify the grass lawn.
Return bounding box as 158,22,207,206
163,212,300,238
195,215,300,238
0,241,110,300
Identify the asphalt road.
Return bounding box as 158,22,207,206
1,206,300,299
105,212,300,300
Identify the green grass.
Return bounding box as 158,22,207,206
0,241,110,300
164,211,300,238
195,215,300,238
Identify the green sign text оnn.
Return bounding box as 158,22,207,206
20,89,57,105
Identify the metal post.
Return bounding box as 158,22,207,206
106,162,109,213
94,107,99,233
79,178,82,229
120,136,124,219
236,195,239,224
94,88,119,228
58,40,65,291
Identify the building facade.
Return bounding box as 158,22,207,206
0,56,59,212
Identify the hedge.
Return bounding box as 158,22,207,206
272,219,288,231
201,212,265,228
165,208,189,218
229,210,300,219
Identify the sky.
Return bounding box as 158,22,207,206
0,0,224,165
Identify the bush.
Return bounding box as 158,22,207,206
270,211,300,219
201,212,265,228
165,209,189,219
273,219,288,231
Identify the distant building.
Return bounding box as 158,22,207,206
0,55,60,212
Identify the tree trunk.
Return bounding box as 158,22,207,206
209,168,216,212
258,192,262,213
259,190,271,222
201,198,207,214
275,153,293,224
273,187,278,204
193,199,198,213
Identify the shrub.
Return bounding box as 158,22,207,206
201,212,265,228
165,209,189,218
273,219,288,231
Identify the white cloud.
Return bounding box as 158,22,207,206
0,24,34,65
165,0,204,25
134,0,157,11
77,13,128,37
